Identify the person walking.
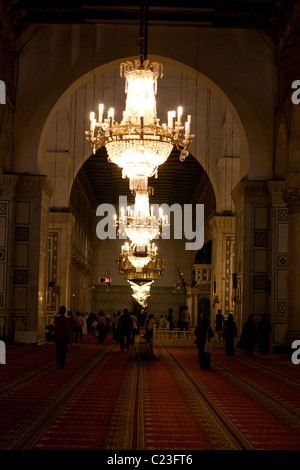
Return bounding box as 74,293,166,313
223,313,237,355
181,306,190,331
54,305,72,369
130,312,139,343
118,309,133,351
74,312,83,343
258,314,271,354
82,313,88,335
194,313,214,370
215,309,225,340
241,315,257,357
145,314,155,341
97,311,106,344
167,308,174,330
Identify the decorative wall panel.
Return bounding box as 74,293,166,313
47,231,59,312
13,201,30,311
274,207,288,317
0,201,8,310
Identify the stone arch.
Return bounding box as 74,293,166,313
37,55,247,213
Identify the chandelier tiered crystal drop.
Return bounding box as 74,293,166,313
86,0,195,308
86,59,194,192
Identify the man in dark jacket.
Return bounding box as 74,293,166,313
118,309,133,351
54,305,72,368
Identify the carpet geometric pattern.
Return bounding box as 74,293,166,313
1,336,300,450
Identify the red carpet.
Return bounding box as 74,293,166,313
1,336,300,450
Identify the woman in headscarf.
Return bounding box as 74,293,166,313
223,313,237,355
194,313,214,370
241,315,257,357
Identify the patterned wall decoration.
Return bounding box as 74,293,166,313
252,206,269,318
254,231,268,247
15,226,30,242
224,234,235,316
47,231,59,312
0,201,9,309
275,207,288,316
13,201,30,311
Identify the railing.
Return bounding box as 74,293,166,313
153,326,196,346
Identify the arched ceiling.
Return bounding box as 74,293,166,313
75,146,215,212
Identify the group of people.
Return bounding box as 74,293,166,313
53,303,271,371
194,310,272,370
216,310,271,357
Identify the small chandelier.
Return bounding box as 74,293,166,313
116,189,168,246
116,255,167,282
128,280,153,308
121,241,157,271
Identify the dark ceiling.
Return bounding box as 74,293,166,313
9,1,283,33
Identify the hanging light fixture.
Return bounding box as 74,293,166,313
120,241,157,270
85,2,194,192
116,255,167,281
116,188,168,246
128,280,153,308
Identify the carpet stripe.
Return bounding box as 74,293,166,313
164,347,254,450
0,343,115,450
178,347,300,450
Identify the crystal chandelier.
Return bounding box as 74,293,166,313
86,58,194,191
128,280,153,308
121,241,157,271
116,256,167,282
116,189,168,246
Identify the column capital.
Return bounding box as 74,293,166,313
231,179,269,206
209,214,235,229
283,188,300,213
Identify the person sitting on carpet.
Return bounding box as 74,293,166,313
130,333,161,361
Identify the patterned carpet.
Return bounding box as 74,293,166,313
1,335,300,451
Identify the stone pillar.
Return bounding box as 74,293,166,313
231,181,270,334
0,174,19,341
0,174,53,344
267,180,288,345
209,215,235,327
283,188,300,344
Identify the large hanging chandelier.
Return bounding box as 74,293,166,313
86,11,194,195
86,59,193,191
